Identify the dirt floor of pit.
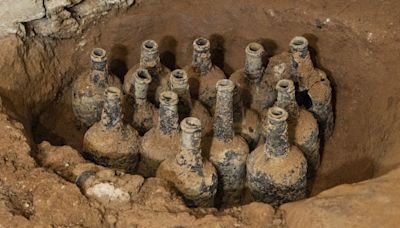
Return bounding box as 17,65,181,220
1,0,400,227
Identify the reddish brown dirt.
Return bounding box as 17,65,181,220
1,0,400,227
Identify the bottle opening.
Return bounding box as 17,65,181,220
172,69,186,79
181,117,201,132
216,79,235,92
93,48,106,57
249,43,261,52
160,91,178,105
246,42,264,56
143,40,158,50
290,36,308,50
278,80,289,89
136,69,152,83
268,107,288,121
195,38,208,46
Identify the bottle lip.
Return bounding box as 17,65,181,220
193,37,210,52
245,42,265,57
216,79,235,92
170,69,188,86
290,36,309,51
181,117,202,133
135,68,152,84
105,87,122,100
276,79,295,92
160,91,179,106
142,40,159,53
268,107,289,122
91,48,107,62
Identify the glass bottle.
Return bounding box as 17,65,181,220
184,37,225,111
123,40,171,105
131,68,157,135
274,79,320,177
247,107,307,207
290,36,334,138
157,117,218,207
230,42,275,113
209,79,249,207
138,91,180,177
72,48,122,127
83,87,140,173
169,69,212,136
232,84,261,150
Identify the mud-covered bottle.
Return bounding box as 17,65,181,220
123,40,171,104
230,42,275,113
247,107,307,206
290,36,334,139
274,79,320,177
184,37,225,111
169,69,212,136
138,91,180,177
232,84,261,150
209,79,249,207
83,87,140,173
131,68,157,135
157,117,218,207
72,48,122,127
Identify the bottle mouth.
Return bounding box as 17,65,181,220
170,69,188,86
135,68,152,84
290,36,309,52
181,117,202,133
91,48,107,62
268,107,288,122
105,87,122,100
245,42,264,57
216,79,235,92
142,40,158,52
276,79,295,92
193,37,210,51
160,91,178,105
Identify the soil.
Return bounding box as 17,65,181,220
1,0,400,227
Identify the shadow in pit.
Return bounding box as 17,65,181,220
109,44,129,82
160,35,178,70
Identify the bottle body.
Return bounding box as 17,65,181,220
157,117,218,207
123,40,171,105
209,79,249,207
290,37,334,139
72,48,121,127
83,87,140,173
183,38,225,111
273,79,320,177
169,69,213,136
246,107,307,206
138,91,180,177
131,69,157,135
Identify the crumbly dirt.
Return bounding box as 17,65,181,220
1,0,400,226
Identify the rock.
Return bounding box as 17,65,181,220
281,167,400,228
31,10,80,38
44,0,83,15
0,0,45,24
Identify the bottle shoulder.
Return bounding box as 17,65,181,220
209,135,250,159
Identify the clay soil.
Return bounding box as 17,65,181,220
1,0,400,227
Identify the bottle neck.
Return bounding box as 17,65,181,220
191,38,212,75
176,118,203,174
244,43,265,82
140,40,161,75
159,92,179,135
134,69,152,105
264,108,290,157
214,82,234,142
290,37,314,90
275,80,299,118
90,48,108,87
101,88,122,129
